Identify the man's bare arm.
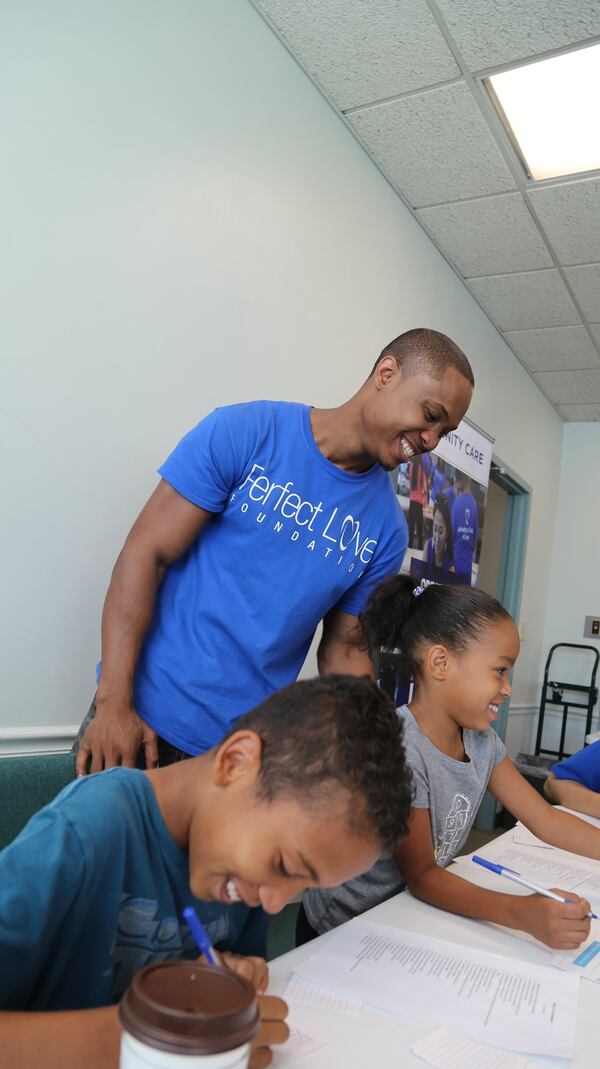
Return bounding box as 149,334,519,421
544,771,600,819
76,480,213,775
317,609,374,679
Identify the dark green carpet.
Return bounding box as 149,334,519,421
0,752,75,850
267,901,300,961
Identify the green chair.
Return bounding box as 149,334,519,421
0,752,75,851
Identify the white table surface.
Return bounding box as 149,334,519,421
268,829,600,1067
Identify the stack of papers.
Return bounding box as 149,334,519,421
456,838,600,907
411,1026,536,1068
293,918,579,1058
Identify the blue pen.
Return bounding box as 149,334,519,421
183,906,218,964
472,854,598,919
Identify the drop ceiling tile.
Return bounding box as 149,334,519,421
528,178,600,266
556,403,600,421
349,82,515,206
503,326,600,371
435,0,600,70
533,368,600,404
417,193,552,276
565,264,600,321
468,269,580,330
591,324,600,346
256,0,459,110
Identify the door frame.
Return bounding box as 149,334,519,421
475,458,531,831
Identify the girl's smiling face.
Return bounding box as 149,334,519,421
443,617,520,733
432,507,448,563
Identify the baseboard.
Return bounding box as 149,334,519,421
0,725,78,758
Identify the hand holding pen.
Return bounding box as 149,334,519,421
472,855,596,950
183,906,269,993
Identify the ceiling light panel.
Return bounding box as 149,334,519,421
486,43,600,181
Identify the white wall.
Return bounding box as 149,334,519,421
0,0,563,742
537,425,600,755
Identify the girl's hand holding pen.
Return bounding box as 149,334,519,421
513,888,592,950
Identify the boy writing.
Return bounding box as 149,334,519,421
0,675,412,1069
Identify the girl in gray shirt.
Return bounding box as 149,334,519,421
301,576,600,951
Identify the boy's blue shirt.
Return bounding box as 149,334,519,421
104,401,406,754
0,769,252,1011
552,741,600,791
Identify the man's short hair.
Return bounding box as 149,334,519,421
227,675,412,852
371,327,474,387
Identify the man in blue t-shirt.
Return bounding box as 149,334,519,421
0,676,412,1069
74,328,473,772
451,473,479,585
545,740,600,818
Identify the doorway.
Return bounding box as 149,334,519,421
475,460,531,831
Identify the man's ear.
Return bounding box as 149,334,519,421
425,644,450,681
373,355,400,390
212,730,262,788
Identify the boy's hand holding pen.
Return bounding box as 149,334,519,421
183,906,269,993
183,905,288,1069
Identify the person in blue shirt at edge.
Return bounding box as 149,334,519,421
545,740,600,818
72,326,474,781
450,471,479,585
0,676,412,1069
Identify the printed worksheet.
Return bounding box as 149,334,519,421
411,1026,535,1068
459,842,600,903
295,919,579,1057
548,924,600,983
512,825,552,849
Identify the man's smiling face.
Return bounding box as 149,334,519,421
363,360,473,472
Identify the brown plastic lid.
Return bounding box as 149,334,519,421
118,962,260,1055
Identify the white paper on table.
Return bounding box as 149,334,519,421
411,1026,535,1069
458,841,600,903
272,1022,328,1064
283,973,361,1016
512,825,552,849
547,920,600,982
294,918,579,1057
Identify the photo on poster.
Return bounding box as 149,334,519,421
394,418,494,589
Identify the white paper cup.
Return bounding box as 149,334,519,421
118,962,259,1068
120,1032,250,1068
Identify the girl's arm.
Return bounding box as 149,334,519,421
488,757,600,860
395,807,591,949
544,771,600,820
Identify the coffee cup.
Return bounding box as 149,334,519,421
119,961,260,1068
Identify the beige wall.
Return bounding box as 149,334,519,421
1,0,563,740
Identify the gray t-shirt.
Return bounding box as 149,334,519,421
303,705,507,935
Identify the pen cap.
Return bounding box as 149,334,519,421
119,962,260,1057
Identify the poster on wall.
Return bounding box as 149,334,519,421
395,416,494,589
379,417,495,705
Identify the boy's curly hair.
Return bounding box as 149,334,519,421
228,675,412,852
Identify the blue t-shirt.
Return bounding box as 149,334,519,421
122,401,406,753
552,741,600,791
451,491,478,576
0,769,254,1011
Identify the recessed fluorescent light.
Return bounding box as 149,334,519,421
486,43,600,181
